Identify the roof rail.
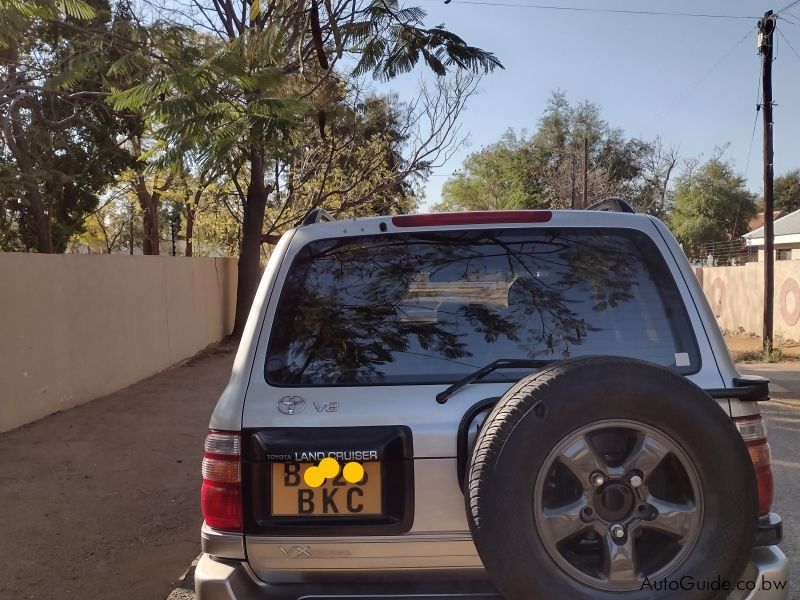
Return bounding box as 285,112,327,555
585,197,636,214
297,208,334,226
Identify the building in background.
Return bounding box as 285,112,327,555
744,208,800,262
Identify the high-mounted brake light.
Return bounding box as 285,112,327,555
391,211,552,227
201,430,242,531
734,416,773,515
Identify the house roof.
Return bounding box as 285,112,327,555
744,207,800,240
748,210,787,232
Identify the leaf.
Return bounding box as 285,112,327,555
46,49,100,91
107,51,149,80
58,0,96,20
109,78,171,111
322,0,342,59
249,0,260,20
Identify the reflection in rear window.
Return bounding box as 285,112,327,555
265,228,698,386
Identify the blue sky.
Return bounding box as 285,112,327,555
376,0,800,210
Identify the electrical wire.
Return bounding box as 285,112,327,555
421,0,758,19
777,28,800,61
649,27,755,126
779,14,800,27
777,0,800,15
744,66,762,178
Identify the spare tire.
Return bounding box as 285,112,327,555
466,357,757,600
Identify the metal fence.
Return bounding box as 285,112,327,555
689,239,758,267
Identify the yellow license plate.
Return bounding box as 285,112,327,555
270,462,382,516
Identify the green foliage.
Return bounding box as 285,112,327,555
1,0,137,251
437,132,539,211
763,340,783,363
0,0,96,48
668,159,758,257
69,195,138,253
435,92,668,213
348,0,502,80
108,21,305,178
774,169,800,214
3,0,496,259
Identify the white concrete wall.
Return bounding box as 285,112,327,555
0,254,237,431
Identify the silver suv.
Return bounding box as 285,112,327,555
197,203,787,599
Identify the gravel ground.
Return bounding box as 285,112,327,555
0,346,234,600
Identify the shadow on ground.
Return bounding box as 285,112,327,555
0,346,234,600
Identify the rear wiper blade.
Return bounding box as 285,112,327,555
436,358,554,404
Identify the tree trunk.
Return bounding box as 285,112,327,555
134,175,161,255
28,190,53,253
185,187,201,257
142,200,159,255
185,203,195,257
232,150,269,338
6,108,53,253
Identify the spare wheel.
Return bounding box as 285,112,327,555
465,356,758,600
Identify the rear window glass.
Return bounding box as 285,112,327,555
265,228,699,386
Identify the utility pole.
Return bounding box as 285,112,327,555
758,10,776,354
531,145,577,208
582,133,589,209
570,153,577,209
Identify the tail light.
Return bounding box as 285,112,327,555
201,431,242,531
734,416,774,515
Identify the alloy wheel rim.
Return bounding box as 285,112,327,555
533,419,704,592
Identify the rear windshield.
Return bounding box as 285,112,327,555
265,228,699,386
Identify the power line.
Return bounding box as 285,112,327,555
421,0,758,19
777,27,800,60
779,14,800,26
650,27,755,125
744,64,762,179
777,0,800,14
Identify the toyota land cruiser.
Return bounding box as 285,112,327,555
196,202,787,599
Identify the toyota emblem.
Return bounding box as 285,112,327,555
277,396,306,415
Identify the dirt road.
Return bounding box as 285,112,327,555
0,347,234,600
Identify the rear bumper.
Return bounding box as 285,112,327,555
195,544,789,600
194,554,499,599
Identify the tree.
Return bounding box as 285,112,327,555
113,0,499,337
436,92,663,213
436,130,538,211
668,158,757,257
774,169,800,214
0,0,136,252
532,92,652,208
69,193,138,253
254,74,476,237
637,136,679,218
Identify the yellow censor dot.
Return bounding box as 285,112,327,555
343,461,365,484
318,457,340,479
303,465,325,488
